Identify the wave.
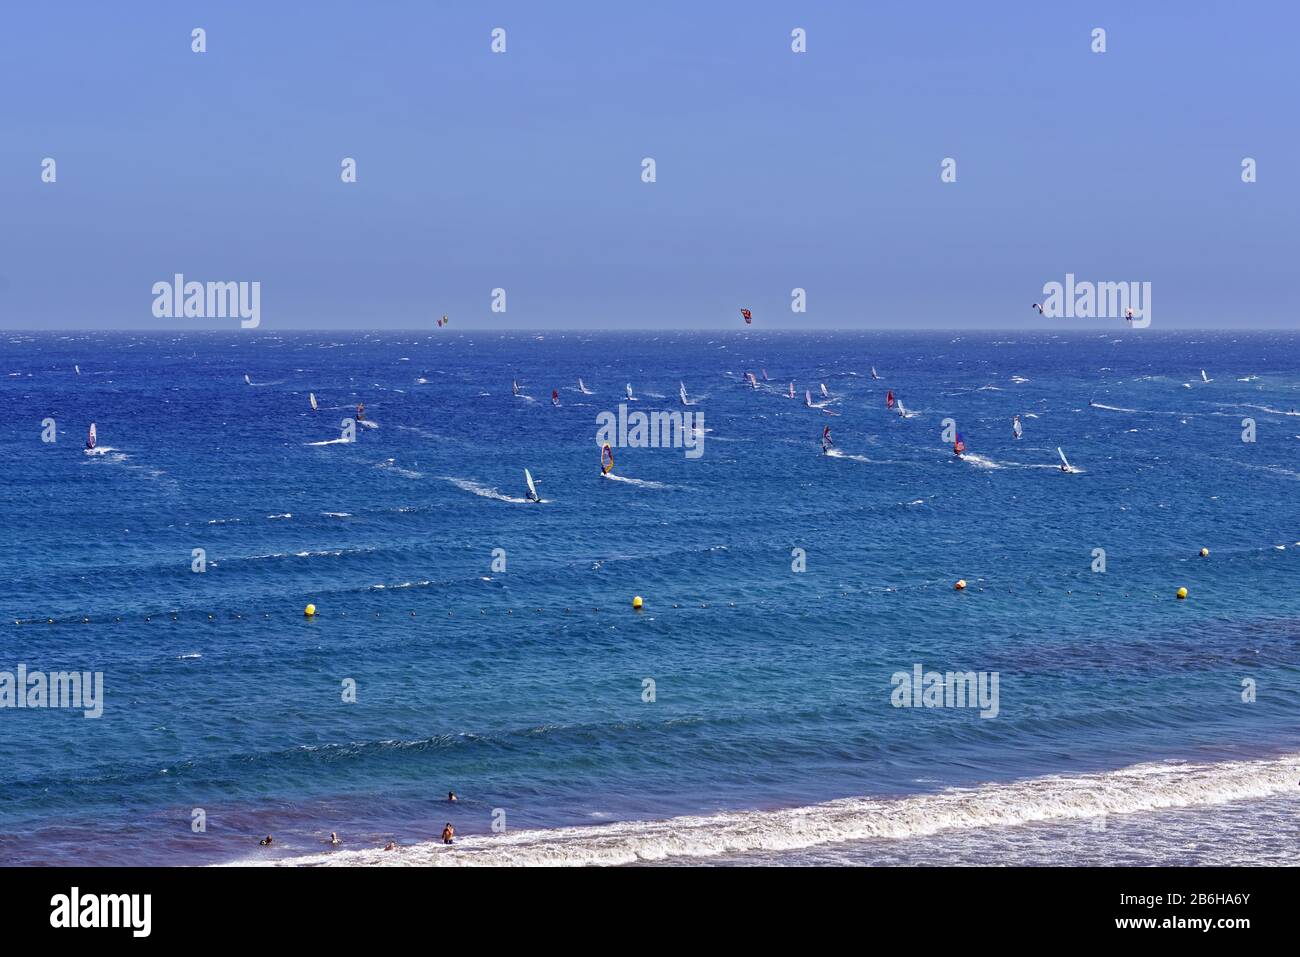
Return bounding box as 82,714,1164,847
374,459,422,480
824,449,870,463
439,476,533,504
601,473,671,489
260,752,1300,867
306,436,353,446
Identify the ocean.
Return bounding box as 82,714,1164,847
1,330,1298,867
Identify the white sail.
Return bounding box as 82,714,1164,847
679,382,689,405
578,377,591,394
805,390,813,407
1201,369,1210,383
871,366,880,380
788,382,795,399
1013,417,1022,439
626,383,633,400
75,365,81,375
896,400,906,417
525,468,538,501
513,380,520,396
1057,446,1072,469
87,423,97,449
244,374,252,385
820,383,829,398
310,392,318,411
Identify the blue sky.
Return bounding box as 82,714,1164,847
2,1,1295,330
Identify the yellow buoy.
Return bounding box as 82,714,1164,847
1176,587,1188,600
954,580,967,591
1199,547,1209,557
632,595,644,610
304,603,317,617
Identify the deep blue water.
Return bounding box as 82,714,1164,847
1,331,1298,866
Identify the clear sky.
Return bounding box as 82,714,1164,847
2,1,1295,331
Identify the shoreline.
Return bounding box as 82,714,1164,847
237,751,1300,867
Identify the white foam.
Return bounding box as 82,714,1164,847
259,752,1300,868
440,476,532,504
601,473,671,489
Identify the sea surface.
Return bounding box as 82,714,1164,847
1,330,1298,867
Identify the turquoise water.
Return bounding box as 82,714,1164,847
1,331,1298,865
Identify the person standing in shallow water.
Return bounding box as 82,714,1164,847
442,823,455,845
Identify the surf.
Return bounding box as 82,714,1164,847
262,752,1300,868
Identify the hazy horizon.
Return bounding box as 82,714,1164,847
3,1,1296,332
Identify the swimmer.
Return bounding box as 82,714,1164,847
448,791,458,802
384,841,397,851
442,823,455,845
259,835,273,846
329,832,340,846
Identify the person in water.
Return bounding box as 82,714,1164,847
448,791,457,802
356,402,365,421
259,835,274,846
442,823,455,845
329,832,340,846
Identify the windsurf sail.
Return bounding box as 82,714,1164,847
310,392,318,411
896,399,907,417
740,308,752,325
871,366,880,380
86,423,96,450
626,383,634,400
886,390,896,409
761,369,769,381
788,382,795,399
601,443,614,475
513,380,520,396
1012,415,1022,439
244,374,252,385
551,389,560,406
1201,369,1210,383
679,382,689,405
820,383,829,399
75,365,81,375
953,433,966,456
821,426,833,453
524,468,539,502
578,377,591,394
805,390,813,408
745,371,758,389
1057,447,1072,471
